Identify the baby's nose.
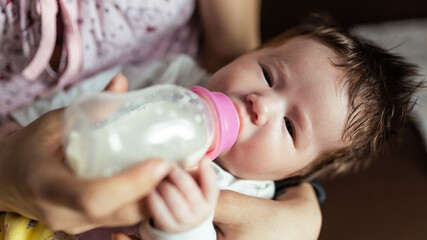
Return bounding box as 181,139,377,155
246,93,269,125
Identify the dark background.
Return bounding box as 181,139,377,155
260,0,427,42
260,1,427,239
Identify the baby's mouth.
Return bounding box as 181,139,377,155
229,97,244,136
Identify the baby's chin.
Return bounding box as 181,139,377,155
213,157,248,179
213,156,226,169
213,156,235,175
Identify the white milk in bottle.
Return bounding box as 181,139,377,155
63,85,239,179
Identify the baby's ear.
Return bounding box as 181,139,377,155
104,73,128,93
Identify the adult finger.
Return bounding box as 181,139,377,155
63,201,143,233
86,74,129,123
97,201,144,227
73,159,172,220
104,73,128,93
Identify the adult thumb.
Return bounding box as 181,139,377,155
105,73,128,93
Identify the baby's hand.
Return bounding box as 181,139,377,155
144,158,219,233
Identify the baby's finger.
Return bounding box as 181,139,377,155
186,156,210,182
198,158,219,205
157,180,192,225
146,189,177,231
167,164,205,206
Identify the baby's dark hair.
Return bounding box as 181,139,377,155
265,13,423,181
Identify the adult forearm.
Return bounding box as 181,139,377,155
214,183,322,240
198,0,261,71
0,140,14,213
0,187,14,212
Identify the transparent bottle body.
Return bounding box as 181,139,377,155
63,85,214,179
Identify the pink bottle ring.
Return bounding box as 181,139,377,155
190,86,240,160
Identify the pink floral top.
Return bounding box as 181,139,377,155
0,0,199,124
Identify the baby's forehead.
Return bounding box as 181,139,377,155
264,35,333,52
263,36,344,67
263,36,350,83
273,38,350,152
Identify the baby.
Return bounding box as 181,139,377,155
135,14,422,239
1,14,421,240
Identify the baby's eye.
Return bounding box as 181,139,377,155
262,67,273,87
284,118,294,137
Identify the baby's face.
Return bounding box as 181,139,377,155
206,36,349,180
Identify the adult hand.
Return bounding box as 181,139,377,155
0,74,172,234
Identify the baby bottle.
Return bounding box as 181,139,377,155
62,84,239,179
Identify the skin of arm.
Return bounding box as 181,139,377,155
214,183,322,240
197,0,262,72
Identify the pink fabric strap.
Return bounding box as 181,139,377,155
22,0,57,81
56,0,82,88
